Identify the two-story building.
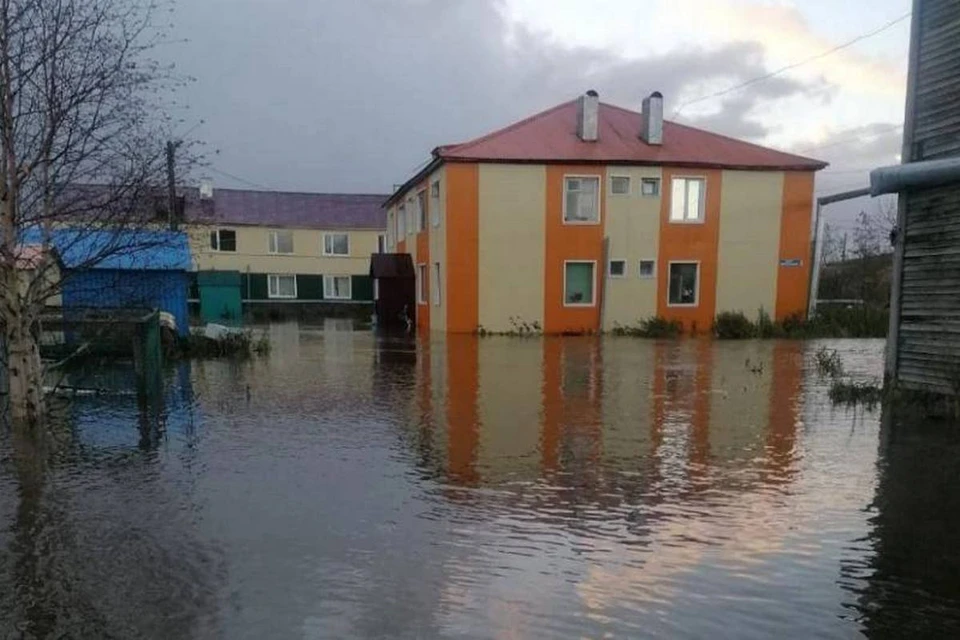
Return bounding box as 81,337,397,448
186,187,387,322
385,91,827,334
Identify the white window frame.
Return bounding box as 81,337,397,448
562,175,601,225
669,176,706,223
430,180,441,227
268,230,294,255
377,234,386,254
210,228,237,252
323,274,352,300
608,259,627,278
667,260,700,307
398,205,406,238
609,175,631,197
416,263,427,305
432,262,441,306
562,260,597,307
386,213,395,249
641,177,661,197
406,198,415,236
267,274,297,299
322,232,350,257
638,259,656,279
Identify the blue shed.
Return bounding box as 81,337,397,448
42,229,192,336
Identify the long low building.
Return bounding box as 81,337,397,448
384,91,828,334
184,187,387,322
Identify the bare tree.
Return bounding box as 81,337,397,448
852,196,898,260
0,0,191,425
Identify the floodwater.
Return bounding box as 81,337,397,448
1,323,959,639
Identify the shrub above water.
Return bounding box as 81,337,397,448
611,316,683,338
713,311,756,339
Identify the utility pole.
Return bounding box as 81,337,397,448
166,140,181,231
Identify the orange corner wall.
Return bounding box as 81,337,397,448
775,171,815,320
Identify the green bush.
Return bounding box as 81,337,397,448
756,309,783,339
178,329,270,359
714,311,756,339
829,379,883,408
612,316,683,338
814,346,845,379
804,305,888,338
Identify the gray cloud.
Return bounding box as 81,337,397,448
785,122,904,233
166,0,836,193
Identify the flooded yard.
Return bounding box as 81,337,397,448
1,323,959,638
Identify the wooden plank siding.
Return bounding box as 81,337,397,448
895,0,960,393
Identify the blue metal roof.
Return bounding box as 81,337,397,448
23,228,191,271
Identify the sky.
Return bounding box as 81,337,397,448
163,0,914,234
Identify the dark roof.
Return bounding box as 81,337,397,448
370,253,415,278
386,98,827,206
186,188,388,230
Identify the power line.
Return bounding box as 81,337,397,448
671,11,912,117
208,167,273,191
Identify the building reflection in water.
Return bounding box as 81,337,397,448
401,335,812,633
412,335,805,501
845,409,960,636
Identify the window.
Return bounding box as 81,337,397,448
268,230,294,254
563,176,600,223
324,275,352,300
564,261,596,306
378,234,386,254
210,229,236,252
398,205,406,238
416,263,427,304
639,259,656,279
670,177,705,222
432,262,441,306
417,190,427,232
323,232,349,256
608,259,626,278
406,199,415,235
267,274,297,299
641,178,660,197
668,262,699,306
386,213,395,249
610,176,631,196
430,180,440,227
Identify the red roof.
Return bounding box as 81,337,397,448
439,100,826,170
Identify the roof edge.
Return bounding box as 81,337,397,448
384,155,444,208
432,156,828,172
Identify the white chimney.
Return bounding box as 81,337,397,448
199,179,214,200
577,90,599,142
641,91,664,145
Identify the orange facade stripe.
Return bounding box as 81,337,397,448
416,181,430,332
775,171,815,320
543,165,606,334
656,168,722,334
445,163,479,333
